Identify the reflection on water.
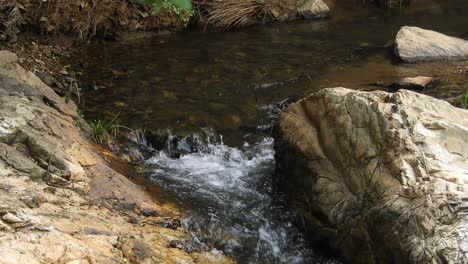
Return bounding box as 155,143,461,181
75,0,468,143
74,0,468,262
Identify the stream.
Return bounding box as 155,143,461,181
73,0,468,263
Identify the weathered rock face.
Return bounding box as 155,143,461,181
395,26,468,62
0,50,231,264
274,88,468,263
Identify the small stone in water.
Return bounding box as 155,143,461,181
389,76,436,91
235,51,247,57
114,101,127,107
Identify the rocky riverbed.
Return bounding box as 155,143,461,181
1,0,467,263
0,50,231,264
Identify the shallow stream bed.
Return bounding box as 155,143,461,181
73,1,468,262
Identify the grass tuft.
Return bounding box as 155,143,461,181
461,90,468,109
89,113,120,145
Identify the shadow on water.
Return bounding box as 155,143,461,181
73,0,468,262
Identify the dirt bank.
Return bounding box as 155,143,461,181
0,50,231,264
0,0,184,42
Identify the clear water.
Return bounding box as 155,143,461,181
75,0,468,145
73,0,468,263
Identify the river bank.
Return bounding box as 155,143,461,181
1,0,468,263
0,50,233,263
0,3,235,263
0,2,333,263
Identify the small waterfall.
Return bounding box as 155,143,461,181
146,135,339,264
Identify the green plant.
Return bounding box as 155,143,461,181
89,113,120,144
462,90,468,109
133,0,193,25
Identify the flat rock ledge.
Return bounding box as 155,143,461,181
274,88,468,263
395,26,468,62
0,50,231,264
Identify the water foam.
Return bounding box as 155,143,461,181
147,137,338,264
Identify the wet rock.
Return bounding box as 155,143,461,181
275,88,468,263
138,129,169,150
176,135,200,154
106,134,153,163
0,50,231,263
387,76,436,91
222,238,242,255
298,0,330,19
150,218,181,230
395,26,468,62
140,130,206,158
168,239,195,253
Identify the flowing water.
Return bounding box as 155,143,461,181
146,135,333,263
73,1,468,263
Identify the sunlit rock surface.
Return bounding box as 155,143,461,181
395,26,468,62
298,0,330,19
0,50,231,264
275,87,468,263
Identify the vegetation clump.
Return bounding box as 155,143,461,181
461,90,468,109
133,0,193,25
89,114,120,145
0,0,185,42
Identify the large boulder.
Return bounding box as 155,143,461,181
274,88,468,263
395,26,468,62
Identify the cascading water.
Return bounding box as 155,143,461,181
74,1,468,262
146,134,339,263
